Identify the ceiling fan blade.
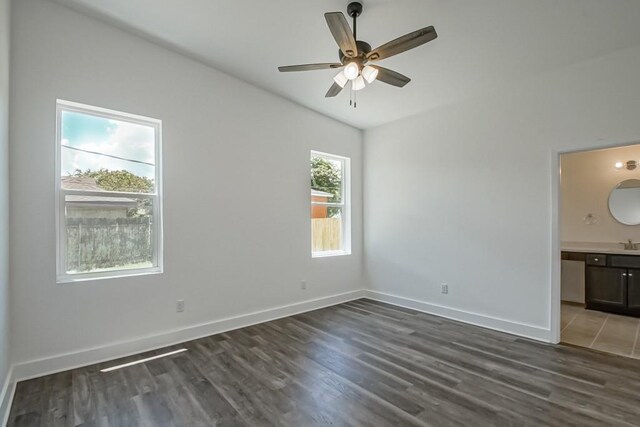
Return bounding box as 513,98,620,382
372,66,411,87
367,26,437,61
324,12,358,58
278,63,343,72
325,82,344,97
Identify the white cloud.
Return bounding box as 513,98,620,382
62,120,156,179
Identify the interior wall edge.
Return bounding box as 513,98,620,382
364,290,552,343
10,289,365,384
0,0,11,420
0,366,15,427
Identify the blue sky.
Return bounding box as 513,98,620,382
61,110,155,179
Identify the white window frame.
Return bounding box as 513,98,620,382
311,150,351,258
55,100,163,283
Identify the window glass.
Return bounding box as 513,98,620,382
311,152,350,256
57,101,162,282
61,110,156,192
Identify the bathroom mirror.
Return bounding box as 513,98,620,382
609,179,640,225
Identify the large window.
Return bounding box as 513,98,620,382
56,100,163,282
311,151,351,257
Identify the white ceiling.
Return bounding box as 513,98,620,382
52,0,640,129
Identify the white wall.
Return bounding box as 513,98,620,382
561,145,640,244
0,0,11,415
364,44,640,341
9,0,363,375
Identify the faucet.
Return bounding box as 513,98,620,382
620,239,639,250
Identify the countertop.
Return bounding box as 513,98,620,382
562,241,640,255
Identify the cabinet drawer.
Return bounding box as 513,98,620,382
610,255,640,269
586,254,606,266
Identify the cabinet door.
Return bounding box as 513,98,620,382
586,267,627,307
627,269,640,309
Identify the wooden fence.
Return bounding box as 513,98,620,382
66,216,338,271
65,217,152,272
312,217,342,252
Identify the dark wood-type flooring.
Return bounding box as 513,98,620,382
8,299,640,426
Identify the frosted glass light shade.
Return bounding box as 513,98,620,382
333,70,348,88
352,76,366,91
362,65,378,83
344,62,359,80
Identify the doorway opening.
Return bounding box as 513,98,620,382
557,143,640,358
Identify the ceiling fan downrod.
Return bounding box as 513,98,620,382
348,3,362,108
348,2,362,40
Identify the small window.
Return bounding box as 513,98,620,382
56,100,163,282
311,151,351,257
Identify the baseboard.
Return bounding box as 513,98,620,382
364,290,551,342
561,300,585,307
0,366,16,427
11,289,365,383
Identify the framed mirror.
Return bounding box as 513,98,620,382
609,179,640,225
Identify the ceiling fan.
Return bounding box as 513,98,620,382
278,2,437,107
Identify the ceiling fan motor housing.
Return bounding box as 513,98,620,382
339,41,371,63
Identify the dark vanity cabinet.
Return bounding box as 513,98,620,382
580,252,640,316
628,272,640,309
586,266,627,309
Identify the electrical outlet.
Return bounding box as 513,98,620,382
176,299,185,312
301,280,307,290
441,283,449,294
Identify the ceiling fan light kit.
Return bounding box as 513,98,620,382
343,62,360,80
278,1,438,108
362,65,378,83
333,71,349,88
353,75,366,91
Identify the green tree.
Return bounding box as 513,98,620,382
310,158,341,203
72,168,154,193
71,169,154,217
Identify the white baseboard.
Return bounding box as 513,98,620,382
1,367,16,427
11,289,366,384
364,290,551,342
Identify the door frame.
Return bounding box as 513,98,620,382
551,139,640,344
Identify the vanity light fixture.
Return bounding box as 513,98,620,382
616,160,637,170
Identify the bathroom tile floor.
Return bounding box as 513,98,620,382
561,302,640,358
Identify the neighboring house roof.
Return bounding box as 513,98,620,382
62,176,137,206
311,189,334,198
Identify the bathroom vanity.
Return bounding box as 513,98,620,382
562,250,640,317
560,175,640,316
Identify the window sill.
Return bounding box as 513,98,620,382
57,266,163,284
312,250,351,259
